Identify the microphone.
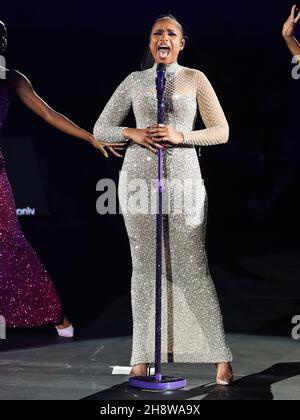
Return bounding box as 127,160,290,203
156,63,166,125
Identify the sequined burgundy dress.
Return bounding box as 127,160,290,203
0,74,61,327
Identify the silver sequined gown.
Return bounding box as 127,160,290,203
94,62,233,365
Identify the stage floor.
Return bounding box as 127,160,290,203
1,250,300,400
0,333,299,400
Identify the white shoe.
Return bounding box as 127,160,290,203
55,324,74,338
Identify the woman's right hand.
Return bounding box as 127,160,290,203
282,4,300,39
122,128,163,154
87,134,126,158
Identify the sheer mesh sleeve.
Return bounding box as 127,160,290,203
182,71,229,146
93,72,134,143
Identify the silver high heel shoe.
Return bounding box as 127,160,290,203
215,363,233,386
130,363,152,377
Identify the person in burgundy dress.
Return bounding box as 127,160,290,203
0,20,124,337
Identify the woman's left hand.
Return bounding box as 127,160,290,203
146,124,184,146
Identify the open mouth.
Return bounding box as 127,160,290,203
157,44,170,59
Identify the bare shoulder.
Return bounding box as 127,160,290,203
6,69,32,89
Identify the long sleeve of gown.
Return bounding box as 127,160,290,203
182,71,229,146
93,72,134,143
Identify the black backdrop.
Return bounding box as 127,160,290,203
1,0,299,331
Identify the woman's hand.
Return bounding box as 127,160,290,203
147,124,184,146
282,4,300,39
87,135,126,158
122,128,163,154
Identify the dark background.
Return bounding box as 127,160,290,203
1,0,300,336
0,137,50,215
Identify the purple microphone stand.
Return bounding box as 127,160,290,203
129,64,187,391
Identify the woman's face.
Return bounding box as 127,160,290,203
0,22,7,54
149,19,184,65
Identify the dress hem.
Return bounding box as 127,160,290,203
131,356,233,366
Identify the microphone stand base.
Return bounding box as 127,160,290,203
129,375,186,391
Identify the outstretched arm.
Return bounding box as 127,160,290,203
11,70,125,158
282,4,300,62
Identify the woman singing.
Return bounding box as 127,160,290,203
94,15,233,385
0,20,124,337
